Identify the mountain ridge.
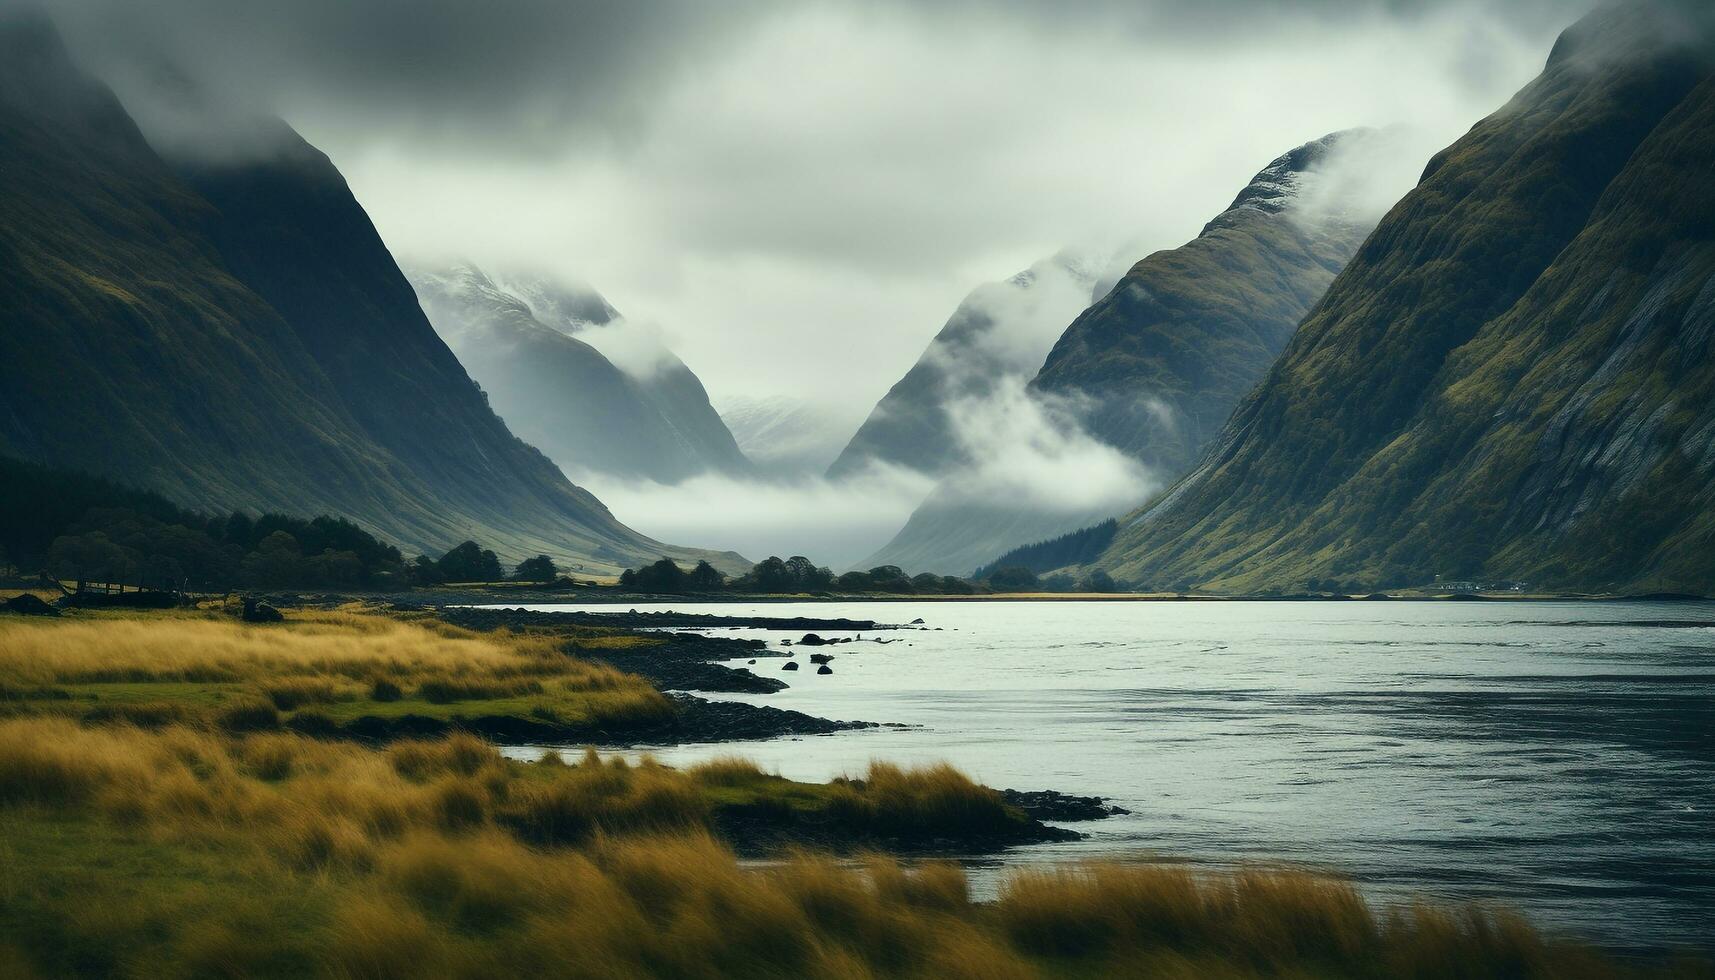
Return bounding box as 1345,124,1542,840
861,130,1384,575
0,13,742,573
409,262,754,486
1097,0,1715,593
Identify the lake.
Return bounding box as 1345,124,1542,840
494,599,1715,952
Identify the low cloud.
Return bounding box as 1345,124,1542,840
575,317,680,382
938,379,1156,514
580,464,936,570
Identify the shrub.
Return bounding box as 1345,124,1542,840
217,699,280,733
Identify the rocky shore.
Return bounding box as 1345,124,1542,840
441,606,903,632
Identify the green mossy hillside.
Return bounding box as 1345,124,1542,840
1100,1,1715,595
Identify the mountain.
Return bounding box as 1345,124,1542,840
1098,0,1715,594
717,394,858,478
409,263,753,484
824,252,1100,480
1031,130,1379,475
861,131,1384,575
0,13,740,574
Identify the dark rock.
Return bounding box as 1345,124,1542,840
578,632,782,694
782,661,799,671
3,593,59,616
798,633,829,646
816,665,832,675
909,618,925,625
442,607,898,632
242,597,284,623
809,653,834,664
999,789,1130,822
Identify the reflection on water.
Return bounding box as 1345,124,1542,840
496,599,1715,952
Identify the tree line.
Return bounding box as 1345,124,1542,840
0,456,563,592
617,555,1127,595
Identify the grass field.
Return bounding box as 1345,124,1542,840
0,604,670,734
0,604,1691,977
0,718,1653,978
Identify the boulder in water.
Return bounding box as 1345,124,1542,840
816,665,832,675
809,653,833,664
782,661,799,671
798,633,829,646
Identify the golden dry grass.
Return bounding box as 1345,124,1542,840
0,718,1680,979
0,607,670,731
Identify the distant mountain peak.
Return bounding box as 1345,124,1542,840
1202,128,1373,236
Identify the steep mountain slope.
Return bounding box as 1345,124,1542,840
1031,130,1376,475
1100,0,1715,593
824,252,1099,480
0,13,738,573
409,264,752,484
862,132,1382,575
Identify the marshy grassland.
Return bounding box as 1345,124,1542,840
0,605,1689,977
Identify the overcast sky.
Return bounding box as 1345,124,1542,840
46,0,1593,410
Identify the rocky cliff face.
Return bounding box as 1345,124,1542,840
0,12,739,573
409,263,753,485
862,131,1384,575
1099,0,1715,593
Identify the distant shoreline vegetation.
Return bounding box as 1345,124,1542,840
615,555,1124,597
0,456,559,594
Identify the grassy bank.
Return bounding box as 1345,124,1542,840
0,604,671,736
0,603,1696,977
0,720,1656,979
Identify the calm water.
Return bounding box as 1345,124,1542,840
496,599,1715,952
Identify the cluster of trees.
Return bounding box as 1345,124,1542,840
982,566,1122,593
1304,578,1369,595
1,456,565,592
973,520,1119,580
618,556,981,596
615,553,1142,596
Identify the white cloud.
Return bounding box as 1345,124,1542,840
579,465,936,569
294,1,1566,410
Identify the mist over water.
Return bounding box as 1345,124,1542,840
503,599,1715,952
577,465,935,569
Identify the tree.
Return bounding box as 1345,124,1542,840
1082,569,1117,593
48,531,136,588
911,572,944,593
834,570,871,591
864,566,913,593
687,560,725,592
939,575,977,595
241,531,305,588
437,541,503,583
746,556,794,593
409,555,444,586
631,557,689,593
985,566,1039,592
515,555,559,583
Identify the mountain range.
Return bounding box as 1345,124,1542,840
409,262,753,485
860,130,1383,574
0,12,739,574
824,251,1100,481
1096,0,1715,594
